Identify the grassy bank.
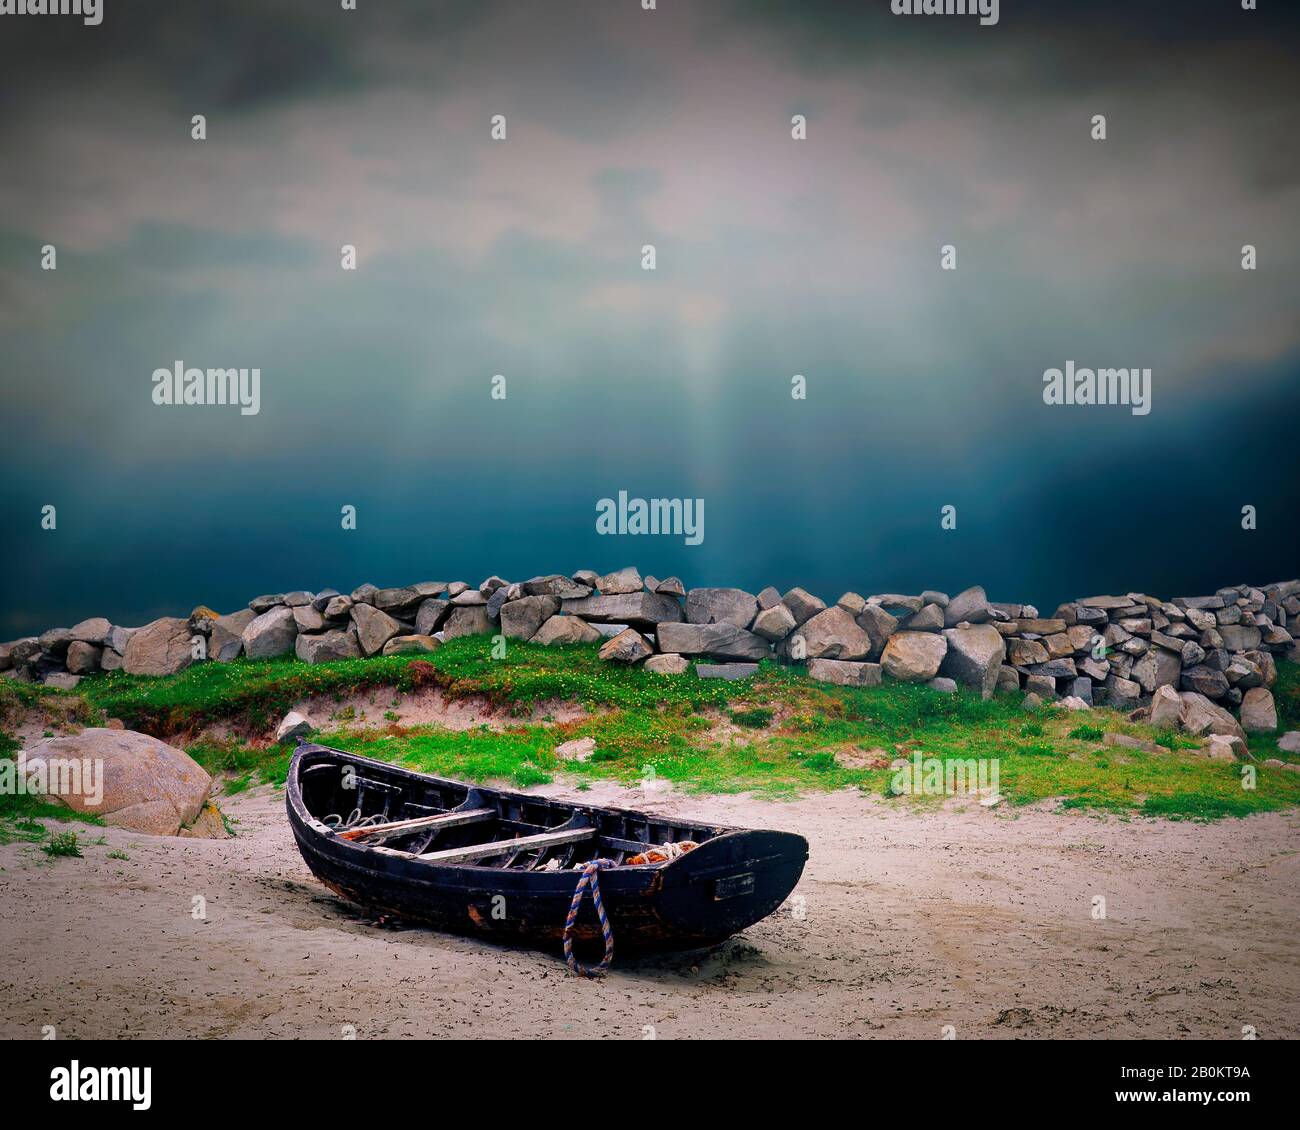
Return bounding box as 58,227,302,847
3,640,1299,834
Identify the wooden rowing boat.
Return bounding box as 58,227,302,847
286,742,808,958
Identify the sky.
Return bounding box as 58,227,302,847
1,0,1298,636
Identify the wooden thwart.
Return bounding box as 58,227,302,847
338,807,495,842
413,826,595,864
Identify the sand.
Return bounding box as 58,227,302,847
1,783,1297,1040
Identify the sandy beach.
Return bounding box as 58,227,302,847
3,783,1297,1040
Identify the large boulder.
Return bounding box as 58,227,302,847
210,608,255,661
807,658,882,688
441,606,495,640
645,653,690,675
656,622,771,661
70,617,112,645
880,631,949,682
560,592,683,627
242,606,299,660
938,625,1005,699
124,617,196,676
752,602,797,642
531,615,602,646
415,598,452,636
1148,684,1182,728
854,603,899,658
598,629,653,664
382,634,441,656
65,641,102,675
782,588,826,625
788,607,872,661
500,596,561,641
1178,692,1247,742
351,603,403,655
596,567,643,595
1239,687,1277,734
944,586,990,627
521,575,592,599
685,588,758,629
296,629,362,663
19,728,214,836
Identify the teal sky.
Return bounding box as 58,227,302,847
1,1,1298,635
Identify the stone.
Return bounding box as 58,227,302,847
555,737,596,763
1078,595,1134,610
1021,692,1044,712
836,592,867,616
279,591,314,608
100,648,124,672
382,635,441,656
43,673,82,690
531,615,602,646
921,590,950,607
1239,688,1277,734
349,583,378,604
1103,733,1159,753
644,654,690,675
479,576,508,598
596,567,643,595
752,602,797,642
105,625,134,654
873,594,923,614
351,603,403,656
1218,623,1262,652
1054,695,1091,711
927,677,958,694
70,617,112,645
275,712,313,743
782,587,826,625
439,606,495,641
1202,733,1251,762
323,595,354,619
696,663,759,681
296,630,361,663
65,641,102,675
125,617,197,676
1225,655,1264,688
415,598,452,636
1104,675,1141,711
249,593,284,613
446,582,469,597
1181,665,1230,699
789,607,873,661
561,592,684,627
756,586,783,609
996,665,1021,694
1029,658,1077,679
1007,638,1050,666
311,589,341,611
1011,618,1068,636
1149,685,1182,728
1178,692,1247,743
854,604,899,658
20,728,212,836
500,596,561,641
292,605,326,633
944,585,989,627
654,577,686,597
451,590,487,606
599,629,653,664
656,622,771,661
685,587,759,629
939,625,1006,699
1276,732,1300,754
880,632,948,682
522,574,593,599
807,658,882,688
209,608,255,661
904,603,945,632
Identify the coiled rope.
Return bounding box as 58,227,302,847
563,858,616,977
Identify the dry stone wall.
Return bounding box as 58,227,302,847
4,570,1297,733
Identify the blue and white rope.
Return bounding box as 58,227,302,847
563,858,616,977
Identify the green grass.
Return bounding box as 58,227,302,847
4,638,1298,822
41,831,82,858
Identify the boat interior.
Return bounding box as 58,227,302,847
297,754,725,870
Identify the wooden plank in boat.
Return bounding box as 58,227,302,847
338,807,495,842
412,827,595,864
